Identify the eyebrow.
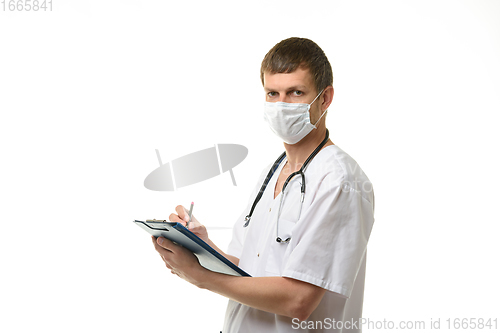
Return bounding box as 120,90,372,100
264,85,308,92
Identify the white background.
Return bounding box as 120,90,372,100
1,1,499,332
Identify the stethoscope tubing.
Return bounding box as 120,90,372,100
244,129,330,232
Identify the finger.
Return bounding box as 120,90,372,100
156,237,178,253
175,205,190,223
190,224,206,234
190,221,202,229
152,235,160,248
152,236,174,255
169,213,186,226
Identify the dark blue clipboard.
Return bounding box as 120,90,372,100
134,220,250,277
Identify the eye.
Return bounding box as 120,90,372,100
267,91,278,98
292,90,303,96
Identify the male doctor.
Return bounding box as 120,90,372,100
152,37,375,332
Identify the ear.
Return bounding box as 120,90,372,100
321,86,334,111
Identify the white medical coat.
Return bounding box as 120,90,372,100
222,145,375,333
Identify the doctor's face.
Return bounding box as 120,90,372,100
263,67,322,122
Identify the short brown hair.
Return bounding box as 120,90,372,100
260,37,333,93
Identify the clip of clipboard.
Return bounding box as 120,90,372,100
134,220,250,277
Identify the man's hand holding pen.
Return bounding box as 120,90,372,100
168,204,209,243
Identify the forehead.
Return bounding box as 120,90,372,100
263,67,315,91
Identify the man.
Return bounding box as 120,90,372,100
152,37,375,332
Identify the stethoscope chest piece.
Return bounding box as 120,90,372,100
276,237,291,243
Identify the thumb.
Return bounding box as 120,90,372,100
190,218,201,228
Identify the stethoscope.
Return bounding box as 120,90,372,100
243,129,330,243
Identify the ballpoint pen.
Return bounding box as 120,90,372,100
187,202,194,229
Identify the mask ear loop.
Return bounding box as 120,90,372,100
310,89,327,127
309,89,324,107
313,108,328,127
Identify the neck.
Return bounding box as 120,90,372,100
283,126,333,172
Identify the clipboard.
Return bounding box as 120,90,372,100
134,220,250,277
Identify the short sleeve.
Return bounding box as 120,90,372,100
281,177,375,298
